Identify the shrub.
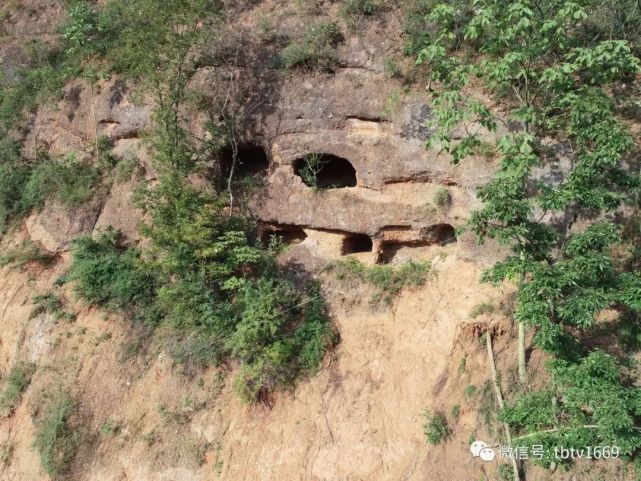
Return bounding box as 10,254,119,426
32,393,79,478
0,140,32,232
383,57,402,78
230,280,334,402
341,0,387,23
422,409,450,444
20,155,101,212
99,419,120,435
114,152,140,183
280,22,343,71
69,179,335,402
327,257,431,305
498,463,515,481
67,230,159,322
297,154,328,189
469,302,495,318
433,187,451,208
30,293,76,322
402,0,432,57
0,362,36,417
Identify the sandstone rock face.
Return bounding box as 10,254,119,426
24,77,151,161
94,180,143,242
26,198,103,252
235,69,498,264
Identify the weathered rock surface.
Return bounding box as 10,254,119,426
25,198,103,252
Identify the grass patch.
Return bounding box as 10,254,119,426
32,392,79,478
280,22,343,71
0,441,13,466
326,257,431,305
469,302,495,318
99,418,120,436
0,362,36,417
0,241,55,269
341,0,388,26
422,409,450,444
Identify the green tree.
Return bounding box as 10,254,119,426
417,0,641,468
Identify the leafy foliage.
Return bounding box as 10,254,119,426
67,230,159,323
30,292,76,322
417,0,641,468
341,0,387,25
297,154,328,189
422,409,450,444
69,176,335,402
433,187,451,208
501,352,641,465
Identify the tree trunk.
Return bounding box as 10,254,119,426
518,320,527,384
518,251,527,384
486,329,521,481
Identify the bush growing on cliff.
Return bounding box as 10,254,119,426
68,177,335,402
0,362,36,417
0,241,55,269
422,409,450,444
20,155,101,211
32,392,79,478
341,0,387,26
67,229,159,322
280,22,343,71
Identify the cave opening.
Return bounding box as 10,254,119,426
220,144,269,178
293,154,357,189
377,224,458,264
432,223,457,245
342,233,373,255
259,225,308,247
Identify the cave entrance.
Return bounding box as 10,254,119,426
220,144,269,178
259,225,307,247
342,234,373,255
377,224,458,264
293,154,357,189
432,224,457,245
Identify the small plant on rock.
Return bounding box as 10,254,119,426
280,23,343,71
433,188,451,208
422,409,450,444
